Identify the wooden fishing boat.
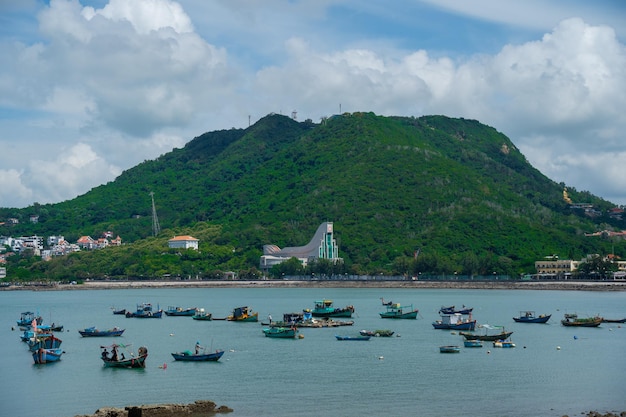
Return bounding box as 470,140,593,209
463,340,483,348
561,314,603,327
439,345,461,353
307,300,354,318
359,329,395,337
171,350,224,361
493,339,516,348
78,327,125,337
227,306,258,322
125,303,163,318
460,325,513,341
101,345,148,368
191,309,212,321
263,326,299,338
513,311,551,323
164,306,197,316
439,305,473,315
379,303,418,319
432,313,476,330
335,335,371,341
112,308,126,315
33,347,63,364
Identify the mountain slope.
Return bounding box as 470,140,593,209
1,112,620,277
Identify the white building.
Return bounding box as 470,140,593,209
168,235,199,250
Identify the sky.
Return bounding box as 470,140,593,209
0,0,625,209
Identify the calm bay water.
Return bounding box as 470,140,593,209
1,287,625,417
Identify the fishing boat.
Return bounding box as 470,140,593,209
460,325,513,341
263,326,299,338
227,306,258,322
439,345,461,353
33,347,63,364
191,309,212,321
164,306,197,316
513,311,551,323
379,303,418,319
380,297,393,306
101,344,148,368
78,327,125,337
493,339,516,348
561,314,603,327
28,334,63,352
439,305,473,315
125,303,163,318
307,300,354,318
432,313,476,330
171,349,225,362
17,311,42,327
602,317,626,323
463,340,483,348
112,308,126,315
335,335,371,341
359,329,395,337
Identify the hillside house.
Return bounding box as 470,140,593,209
168,236,199,250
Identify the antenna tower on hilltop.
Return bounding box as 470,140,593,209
150,191,161,237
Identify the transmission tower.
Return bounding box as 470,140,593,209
150,191,161,237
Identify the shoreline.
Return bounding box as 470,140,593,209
4,279,626,291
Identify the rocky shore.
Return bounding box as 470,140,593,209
74,400,232,417
5,278,626,291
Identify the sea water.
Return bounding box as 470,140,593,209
1,287,625,417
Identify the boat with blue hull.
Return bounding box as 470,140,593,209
164,306,197,316
440,345,461,353
28,334,62,352
125,303,163,318
432,313,476,330
513,311,551,323
335,335,371,341
171,349,225,361
17,311,42,327
308,300,355,318
263,326,299,338
33,347,63,364
380,303,418,319
79,327,125,337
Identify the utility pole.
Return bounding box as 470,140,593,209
150,191,161,237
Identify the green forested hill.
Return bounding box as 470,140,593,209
1,112,622,279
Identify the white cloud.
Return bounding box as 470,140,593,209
1,0,625,208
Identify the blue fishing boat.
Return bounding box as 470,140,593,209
28,334,62,352
432,313,476,330
513,311,551,323
33,347,63,364
78,327,125,337
191,309,212,321
379,303,418,319
493,339,516,348
263,326,299,338
308,300,355,318
171,349,225,361
17,311,42,327
335,335,371,341
439,345,461,353
463,340,483,348
164,306,197,316
125,303,163,318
